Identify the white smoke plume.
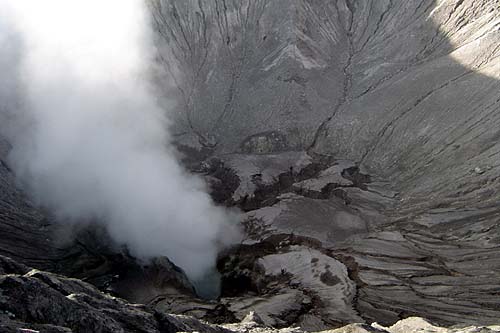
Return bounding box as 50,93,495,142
0,0,238,281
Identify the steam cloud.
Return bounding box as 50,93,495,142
0,0,237,280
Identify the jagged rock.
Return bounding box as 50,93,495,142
241,311,266,327
383,317,448,333
323,324,387,333
155,313,233,333
375,317,500,333
0,318,72,333
0,256,205,333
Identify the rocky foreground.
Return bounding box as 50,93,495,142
1,255,500,333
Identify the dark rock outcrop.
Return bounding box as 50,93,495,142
0,255,229,333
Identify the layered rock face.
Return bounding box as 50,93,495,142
0,0,499,332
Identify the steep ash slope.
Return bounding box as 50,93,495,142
149,0,500,328
151,0,499,160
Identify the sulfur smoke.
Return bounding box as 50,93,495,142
0,0,237,281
